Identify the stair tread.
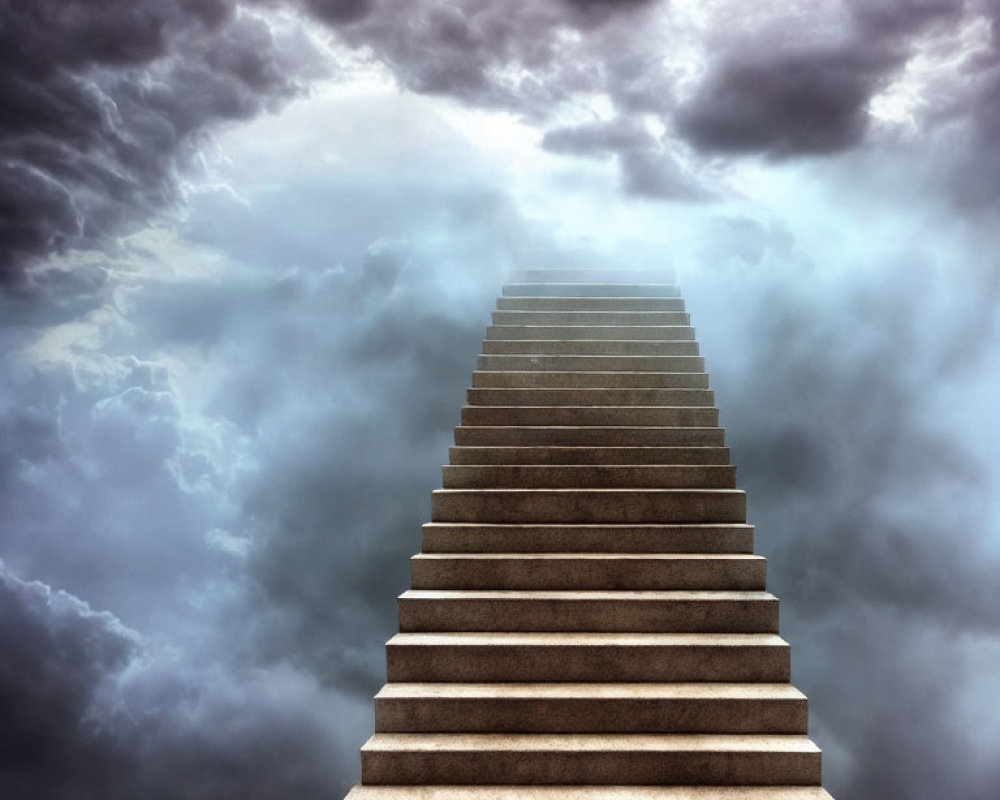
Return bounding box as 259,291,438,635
363,733,820,753
402,590,775,599
375,683,805,700
390,632,787,645
411,553,762,561
346,787,834,798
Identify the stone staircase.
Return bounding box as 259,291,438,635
344,269,835,799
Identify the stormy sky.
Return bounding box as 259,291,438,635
1,1,999,798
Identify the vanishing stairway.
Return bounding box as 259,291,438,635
345,269,835,799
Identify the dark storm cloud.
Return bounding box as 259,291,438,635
0,562,351,800
676,46,896,155
335,0,660,114
0,0,314,287
676,0,966,157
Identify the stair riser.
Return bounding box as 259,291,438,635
497,297,685,311
493,312,691,326
503,284,681,297
448,447,731,466
432,490,747,524
441,465,736,489
398,597,778,633
410,559,764,591
361,749,819,785
461,408,719,427
482,341,700,356
375,697,805,733
454,428,725,447
420,524,756,553
466,388,713,406
487,326,695,341
386,643,790,682
473,372,710,389
478,356,705,373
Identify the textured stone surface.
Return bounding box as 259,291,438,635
486,325,696,340
466,387,713,405
385,632,791,682
360,733,821,785
409,553,764,590
420,523,756,553
374,683,807,733
453,426,725,446
448,446,731,465
397,590,779,633
343,270,834,799
441,464,737,489
431,488,747,524
476,355,706,372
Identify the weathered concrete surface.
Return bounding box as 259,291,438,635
385,632,791,682
448,446,731,465
409,553,765,590
344,270,834,800
420,523,756,553
431,488,747,524
374,683,806,733
397,590,779,633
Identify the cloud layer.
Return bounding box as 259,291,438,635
3,2,1000,800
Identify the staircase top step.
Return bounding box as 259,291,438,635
376,683,804,700
362,732,821,754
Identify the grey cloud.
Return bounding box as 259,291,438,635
0,1,318,287
685,246,1000,800
542,118,656,156
675,0,968,157
676,45,895,155
0,562,352,800
0,563,138,800
619,148,716,200
543,118,715,200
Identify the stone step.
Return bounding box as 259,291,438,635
386,632,790,682
410,554,765,591
493,311,692,326
497,296,686,311
420,523,755,554
454,427,725,447
504,283,681,297
466,388,713,406
441,465,737,489
448,446,731,466
477,356,705,373
431,489,746,524
360,733,820,785
346,785,836,800
507,269,677,283
473,371,709,389
482,340,700,356
374,682,804,733
460,407,719,427
398,590,778,633
487,326,695,341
